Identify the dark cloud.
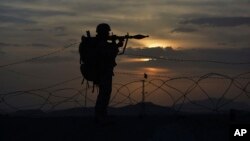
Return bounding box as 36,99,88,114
126,47,175,57
24,28,44,32
30,43,50,48
151,0,249,6
24,27,68,37
0,42,50,48
181,17,250,27
74,2,118,13
1,0,250,50
0,49,5,55
0,0,43,2
53,26,66,32
54,33,68,37
31,56,75,64
171,27,198,33
217,42,227,46
50,26,68,37
208,29,250,48
0,5,75,19
0,42,21,47
122,47,250,71
0,15,36,24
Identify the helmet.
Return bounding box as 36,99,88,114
96,23,111,33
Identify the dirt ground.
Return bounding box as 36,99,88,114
0,114,231,141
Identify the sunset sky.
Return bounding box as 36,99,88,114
0,0,250,49
0,0,250,111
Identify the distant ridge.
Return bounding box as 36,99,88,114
8,99,250,117
174,98,250,113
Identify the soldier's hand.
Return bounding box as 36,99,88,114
117,39,124,47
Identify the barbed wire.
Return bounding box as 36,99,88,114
0,72,249,114
1,42,250,115
1,42,250,70
0,42,79,69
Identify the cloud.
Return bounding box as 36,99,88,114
125,47,250,61
50,26,68,37
53,26,66,32
0,48,5,55
0,5,75,18
30,43,50,48
30,56,76,64
171,27,198,33
0,4,75,25
1,0,250,50
181,17,250,27
37,46,247,71
0,42,50,48
120,47,250,72
24,28,44,32
0,15,36,24
0,42,21,47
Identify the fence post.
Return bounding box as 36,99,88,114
140,73,147,117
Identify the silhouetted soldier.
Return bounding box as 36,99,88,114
93,23,124,123
79,23,148,123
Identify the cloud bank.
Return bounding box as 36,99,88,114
0,0,250,49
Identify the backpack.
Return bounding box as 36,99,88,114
79,33,101,85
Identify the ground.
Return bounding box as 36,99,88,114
1,114,230,141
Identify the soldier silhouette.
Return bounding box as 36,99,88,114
79,23,124,123
94,23,124,123
79,23,148,124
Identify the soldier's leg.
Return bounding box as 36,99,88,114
95,73,112,119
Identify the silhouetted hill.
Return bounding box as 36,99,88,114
2,100,250,141
174,98,250,113
9,99,250,117
109,102,174,115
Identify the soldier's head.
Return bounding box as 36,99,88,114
96,23,111,38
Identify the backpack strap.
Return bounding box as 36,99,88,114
82,80,95,93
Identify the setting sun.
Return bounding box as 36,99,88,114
120,57,154,63
140,38,171,48
141,67,169,75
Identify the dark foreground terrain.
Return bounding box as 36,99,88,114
1,114,232,141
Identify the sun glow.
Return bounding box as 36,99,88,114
139,58,151,62
141,67,169,75
121,57,153,63
140,38,171,48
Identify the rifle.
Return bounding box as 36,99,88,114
107,34,149,40
110,33,149,55
85,31,149,55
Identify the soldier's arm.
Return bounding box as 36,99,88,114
117,39,124,47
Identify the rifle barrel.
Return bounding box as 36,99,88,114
129,34,149,39
108,34,149,40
